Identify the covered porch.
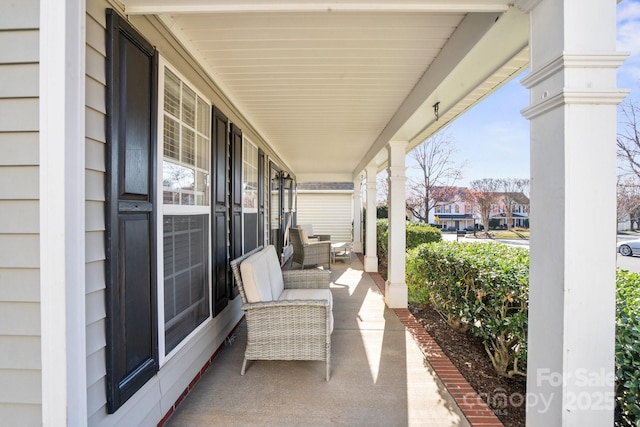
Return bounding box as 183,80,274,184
30,0,627,425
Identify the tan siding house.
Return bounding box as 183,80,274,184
0,1,42,425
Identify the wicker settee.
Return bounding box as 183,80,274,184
230,245,333,380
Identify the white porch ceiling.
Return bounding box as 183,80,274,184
123,1,529,180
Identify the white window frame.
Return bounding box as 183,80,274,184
242,138,259,249
156,57,213,366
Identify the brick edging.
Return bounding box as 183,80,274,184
358,254,504,427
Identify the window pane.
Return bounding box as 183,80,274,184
164,117,180,160
164,215,209,354
164,69,181,118
196,135,208,170
163,161,195,205
182,126,195,165
162,66,210,207
196,171,209,206
197,96,210,137
182,85,196,128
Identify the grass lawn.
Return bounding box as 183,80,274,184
476,229,530,239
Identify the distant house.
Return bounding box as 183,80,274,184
426,187,529,230
427,187,476,230
489,192,530,228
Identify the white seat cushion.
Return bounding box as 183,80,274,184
240,249,273,303
263,246,285,299
297,226,310,245
279,288,334,333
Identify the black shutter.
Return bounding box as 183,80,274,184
258,149,265,246
229,124,243,298
212,107,229,316
105,9,158,413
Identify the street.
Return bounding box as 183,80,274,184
617,253,640,273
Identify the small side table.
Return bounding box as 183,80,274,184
331,242,352,264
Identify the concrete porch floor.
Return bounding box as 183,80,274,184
164,256,474,426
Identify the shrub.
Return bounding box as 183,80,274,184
615,269,640,426
406,241,529,377
406,222,442,248
406,241,639,420
376,219,388,267
376,220,441,268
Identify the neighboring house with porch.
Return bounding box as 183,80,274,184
427,187,476,230
489,191,530,228
0,0,626,426
427,188,529,230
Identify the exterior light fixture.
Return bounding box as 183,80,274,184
433,102,440,121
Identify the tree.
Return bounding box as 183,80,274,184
498,178,530,230
616,99,640,230
617,178,640,230
406,132,466,223
617,100,640,180
376,171,389,204
467,178,500,233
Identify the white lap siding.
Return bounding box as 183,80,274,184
296,187,354,243
85,1,109,423
0,0,42,425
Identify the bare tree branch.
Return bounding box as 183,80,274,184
406,132,466,223
617,100,640,180
467,178,500,234
498,178,530,230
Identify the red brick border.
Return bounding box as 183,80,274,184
358,254,504,427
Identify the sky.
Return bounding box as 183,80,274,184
411,0,640,188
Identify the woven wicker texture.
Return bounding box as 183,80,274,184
230,246,332,380
289,227,331,269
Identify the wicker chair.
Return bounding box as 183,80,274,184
298,223,331,242
230,245,333,381
289,227,331,269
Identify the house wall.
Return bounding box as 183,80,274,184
296,192,353,242
84,1,282,425
0,0,42,425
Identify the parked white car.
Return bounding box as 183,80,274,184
617,239,640,256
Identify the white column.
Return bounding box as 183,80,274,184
385,141,408,308
517,0,628,425
364,165,378,272
352,176,363,253
40,0,87,425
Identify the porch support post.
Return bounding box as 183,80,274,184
352,176,363,253
40,0,87,425
364,165,378,272
385,141,408,308
518,0,628,424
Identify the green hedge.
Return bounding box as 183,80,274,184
406,241,640,424
616,269,640,426
375,219,442,267
406,241,529,378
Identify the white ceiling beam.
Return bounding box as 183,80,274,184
123,0,510,15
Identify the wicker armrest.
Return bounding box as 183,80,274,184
312,234,331,242
241,299,329,311
282,269,330,289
